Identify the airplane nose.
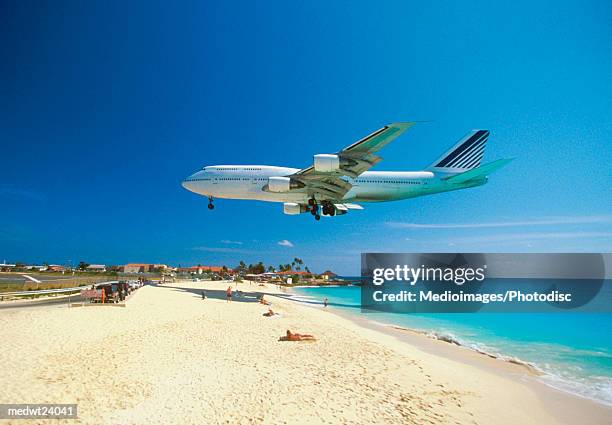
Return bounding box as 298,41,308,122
181,176,195,192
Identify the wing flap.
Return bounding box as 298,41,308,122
333,203,364,211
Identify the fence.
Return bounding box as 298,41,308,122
0,281,118,300
0,275,116,294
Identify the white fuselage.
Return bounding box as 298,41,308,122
181,165,486,204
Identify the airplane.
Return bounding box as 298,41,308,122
181,122,513,220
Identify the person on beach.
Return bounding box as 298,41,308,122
323,297,328,308
201,290,206,300
263,308,276,317
279,330,316,341
226,286,232,302
259,295,270,305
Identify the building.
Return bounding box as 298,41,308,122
124,263,150,273
275,270,312,284
25,265,47,271
277,271,312,277
0,262,16,272
123,263,171,273
320,270,337,280
86,264,107,272
178,266,227,275
47,265,67,272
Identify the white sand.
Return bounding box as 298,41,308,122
0,280,609,424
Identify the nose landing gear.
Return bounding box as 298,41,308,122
308,197,320,220
208,196,215,210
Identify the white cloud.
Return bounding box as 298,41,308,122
220,240,243,245
277,240,294,248
388,215,612,229
193,246,247,253
443,231,612,245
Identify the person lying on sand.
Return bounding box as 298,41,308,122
259,295,270,305
263,308,276,317
278,330,316,341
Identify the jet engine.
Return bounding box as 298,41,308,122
313,154,340,172
267,176,304,192
283,202,309,215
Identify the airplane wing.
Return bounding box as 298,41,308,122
290,122,415,200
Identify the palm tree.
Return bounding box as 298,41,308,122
293,257,304,271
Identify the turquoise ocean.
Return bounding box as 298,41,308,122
291,283,612,406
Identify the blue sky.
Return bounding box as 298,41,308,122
1,1,611,274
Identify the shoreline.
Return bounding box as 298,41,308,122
284,285,612,422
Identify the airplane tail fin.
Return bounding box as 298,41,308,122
427,130,490,172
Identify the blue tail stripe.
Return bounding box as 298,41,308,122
448,139,487,168
436,130,489,167
453,143,486,168
463,155,484,169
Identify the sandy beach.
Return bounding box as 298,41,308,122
0,280,610,425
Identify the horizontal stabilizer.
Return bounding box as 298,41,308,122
444,158,514,184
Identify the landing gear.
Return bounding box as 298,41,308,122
309,200,320,221
309,197,318,216
208,196,214,210
321,203,336,216
308,198,337,220
308,197,327,221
